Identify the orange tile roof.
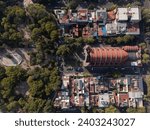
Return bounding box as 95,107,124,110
89,47,128,66
107,10,116,20
122,46,139,52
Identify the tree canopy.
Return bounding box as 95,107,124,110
27,67,61,98
105,105,118,113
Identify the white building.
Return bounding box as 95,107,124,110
129,91,143,107
98,93,110,107
117,8,128,21
117,7,141,22
23,0,33,8
61,76,70,89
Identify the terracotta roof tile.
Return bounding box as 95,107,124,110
89,47,128,66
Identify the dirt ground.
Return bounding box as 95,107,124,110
15,48,40,70
0,48,40,70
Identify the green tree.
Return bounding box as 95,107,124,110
24,98,46,112
84,37,95,44
31,28,42,40
107,4,117,11
43,100,54,112
142,9,150,35
91,107,105,113
5,66,27,82
5,6,26,25
27,67,60,98
36,51,45,64
56,45,70,56
145,76,150,97
26,3,57,65
45,22,56,33
26,3,48,23
27,76,44,98
50,30,58,41
126,107,146,113
80,106,88,113
139,42,146,50
112,71,121,78
0,1,6,18
105,105,118,113
142,53,150,64
24,98,53,113
6,101,20,112
0,6,25,46
116,36,123,44
123,35,134,44
45,68,61,95
0,77,16,99
0,66,6,80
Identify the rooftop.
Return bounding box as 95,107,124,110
96,8,107,23
129,91,143,99
77,9,88,21
98,93,110,107
55,7,141,38
23,0,33,8
54,74,144,109
84,45,141,67
107,9,116,20
85,46,129,66
126,23,140,35
117,7,141,21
